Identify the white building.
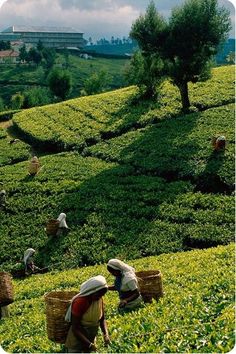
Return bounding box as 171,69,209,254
0,26,85,49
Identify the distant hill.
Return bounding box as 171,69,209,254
83,42,138,57
215,38,235,64
84,38,235,64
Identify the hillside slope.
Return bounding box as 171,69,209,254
0,244,234,353
0,65,234,271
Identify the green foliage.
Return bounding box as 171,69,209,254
0,128,30,167
0,40,11,50
11,93,25,110
23,87,52,108
129,1,167,98
124,50,165,98
0,244,234,353
47,68,72,100
82,70,111,95
0,97,5,112
18,44,28,63
27,47,43,65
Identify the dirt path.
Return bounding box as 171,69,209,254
0,120,13,129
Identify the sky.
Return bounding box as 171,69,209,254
0,0,234,41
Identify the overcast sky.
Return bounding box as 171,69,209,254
0,0,234,41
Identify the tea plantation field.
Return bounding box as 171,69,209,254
0,244,235,353
0,64,234,352
0,65,234,271
12,66,234,151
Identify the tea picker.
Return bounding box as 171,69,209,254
23,248,42,275
212,135,226,151
28,156,40,176
46,213,69,237
0,189,7,211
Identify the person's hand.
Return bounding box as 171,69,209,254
89,342,97,351
118,299,127,308
103,334,111,346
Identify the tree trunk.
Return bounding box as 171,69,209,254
178,81,190,112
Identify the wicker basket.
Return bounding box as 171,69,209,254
46,219,60,236
0,272,14,306
136,270,163,303
44,290,77,343
29,161,40,175
212,136,226,151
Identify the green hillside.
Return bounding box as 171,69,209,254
0,65,234,272
0,55,128,105
0,64,234,353
0,244,235,353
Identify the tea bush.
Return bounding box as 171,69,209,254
0,128,30,167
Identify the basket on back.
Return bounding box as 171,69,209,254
44,290,77,343
0,272,14,306
135,270,163,303
46,219,60,236
212,135,226,151
28,157,40,175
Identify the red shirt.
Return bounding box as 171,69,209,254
71,297,92,318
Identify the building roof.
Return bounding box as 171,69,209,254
2,25,83,34
0,50,19,58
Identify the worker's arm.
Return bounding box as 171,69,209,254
99,301,110,345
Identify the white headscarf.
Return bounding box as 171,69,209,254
57,213,68,228
65,275,108,322
23,248,35,265
107,259,137,285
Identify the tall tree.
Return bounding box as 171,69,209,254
19,44,28,63
130,0,231,110
130,1,167,98
165,0,231,111
48,68,72,100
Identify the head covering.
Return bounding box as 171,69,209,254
107,259,135,273
0,190,6,195
23,248,35,265
79,275,108,297
31,156,39,162
65,275,108,322
57,213,68,228
107,259,137,286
